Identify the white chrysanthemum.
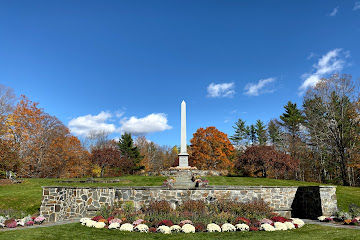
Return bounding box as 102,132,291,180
80,218,91,226
134,224,149,232
120,223,134,232
0,223,4,228
291,218,304,228
284,222,295,230
318,216,326,221
108,222,120,229
207,223,221,232
221,223,236,232
85,220,96,227
260,223,275,231
17,220,25,227
94,222,106,228
157,225,171,234
235,223,249,231
170,225,182,233
182,224,195,233
80,218,90,223
274,222,287,231
0,216,6,224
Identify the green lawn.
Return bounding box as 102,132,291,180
0,223,359,240
0,176,359,215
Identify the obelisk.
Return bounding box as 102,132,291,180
178,100,189,168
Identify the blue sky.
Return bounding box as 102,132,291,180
1,0,360,146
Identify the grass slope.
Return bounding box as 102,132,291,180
0,223,359,240
0,176,359,215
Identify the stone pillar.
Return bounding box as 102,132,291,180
179,100,189,167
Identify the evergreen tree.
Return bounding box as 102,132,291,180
117,132,144,174
279,101,304,139
268,119,281,146
230,118,247,147
255,119,267,145
247,124,257,145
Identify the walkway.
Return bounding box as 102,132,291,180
0,218,80,232
302,219,360,230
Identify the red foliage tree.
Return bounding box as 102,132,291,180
236,145,299,178
90,140,121,177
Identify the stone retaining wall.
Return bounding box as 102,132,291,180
40,186,337,222
145,170,225,176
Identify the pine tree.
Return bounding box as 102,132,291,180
279,101,304,139
247,124,257,145
117,132,144,174
230,118,247,147
255,119,267,145
268,119,281,146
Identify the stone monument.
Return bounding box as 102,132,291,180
178,100,189,168
169,100,196,188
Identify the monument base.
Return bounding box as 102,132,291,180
178,153,189,168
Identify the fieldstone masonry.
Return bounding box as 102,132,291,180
40,185,337,222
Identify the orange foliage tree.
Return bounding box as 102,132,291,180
189,126,235,170
7,95,90,178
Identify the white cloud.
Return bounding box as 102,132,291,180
329,7,338,16
207,82,235,98
69,111,172,137
299,48,349,94
307,52,316,60
119,113,172,136
68,111,116,137
354,1,360,10
244,78,275,96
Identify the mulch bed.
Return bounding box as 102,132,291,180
0,179,12,186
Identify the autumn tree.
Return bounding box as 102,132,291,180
189,126,235,170
0,84,18,173
90,140,120,177
235,145,299,179
7,95,90,178
135,136,178,171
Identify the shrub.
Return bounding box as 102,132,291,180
250,219,261,228
143,201,172,214
249,226,258,231
177,200,206,213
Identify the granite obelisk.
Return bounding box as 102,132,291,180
178,100,189,167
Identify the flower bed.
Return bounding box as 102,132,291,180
80,216,305,233
78,199,305,233
0,215,46,229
